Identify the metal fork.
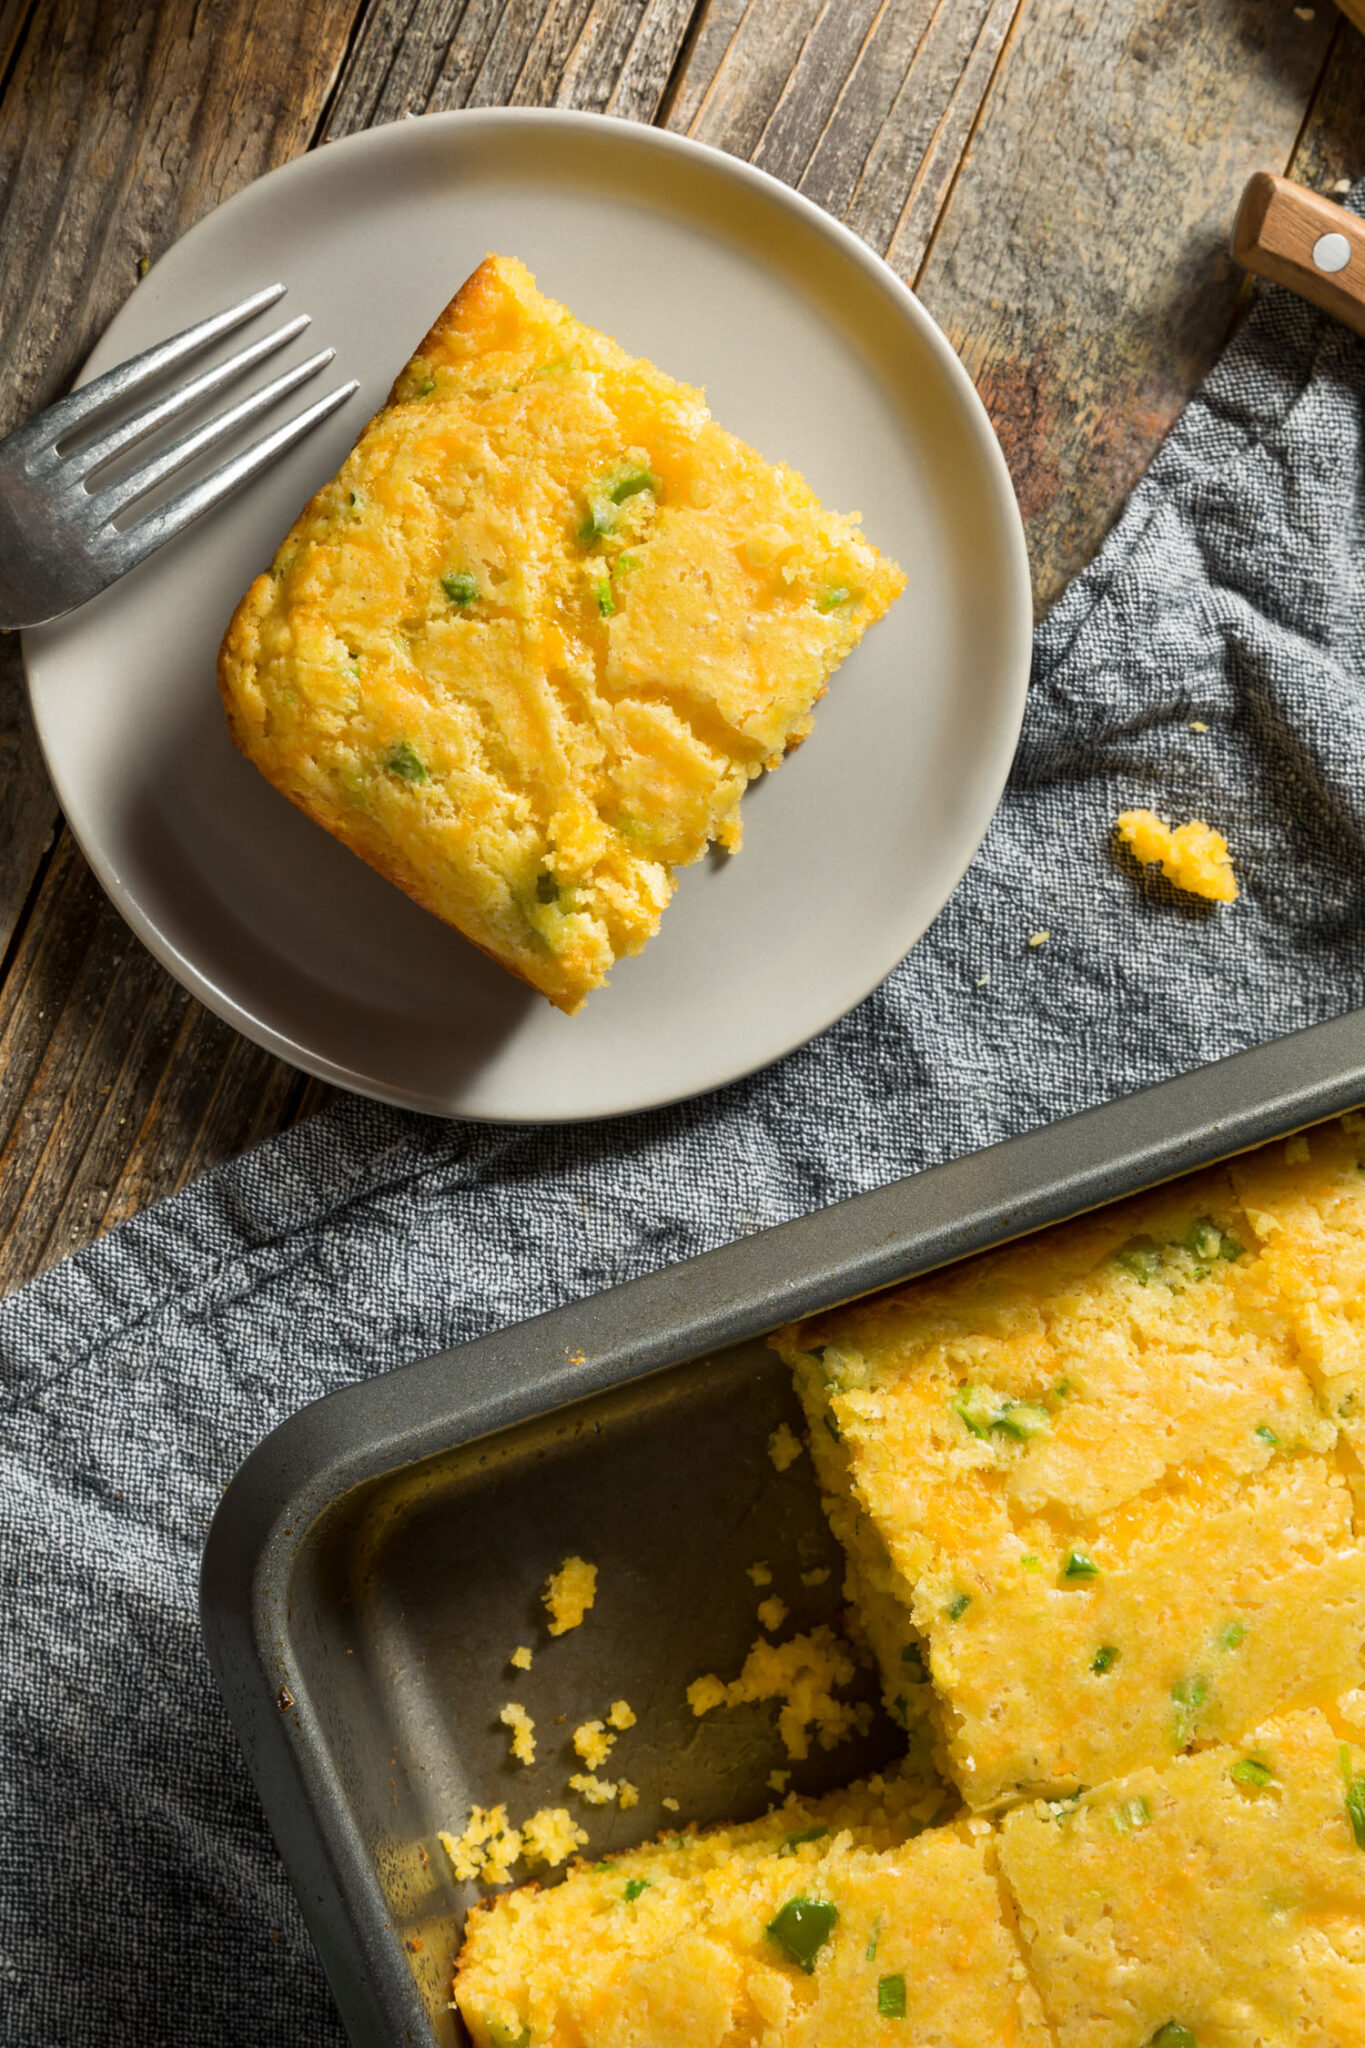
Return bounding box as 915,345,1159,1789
0,285,359,632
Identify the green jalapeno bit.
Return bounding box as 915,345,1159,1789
1062,1550,1099,1581
441,571,479,605
386,740,428,783
877,1974,907,2019
1091,1645,1119,1675
945,1593,972,1621
779,1827,828,1856
766,1897,837,1974
1231,1757,1274,1788
623,1878,651,1901
816,586,851,612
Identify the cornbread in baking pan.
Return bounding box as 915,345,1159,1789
453,1774,1052,2048
999,1708,1365,2048
771,1117,1365,1808
218,254,904,1013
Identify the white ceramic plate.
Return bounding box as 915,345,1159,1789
23,111,1030,1123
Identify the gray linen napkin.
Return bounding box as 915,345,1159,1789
2,199,1364,2045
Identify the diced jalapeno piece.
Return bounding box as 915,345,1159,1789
1219,1622,1246,1651
816,586,851,612
535,873,559,904
824,1412,842,1443
386,740,428,783
877,1974,907,2019
1115,1235,1162,1282
411,375,436,397
1184,1218,1224,1262
578,498,614,544
594,578,616,618
606,466,658,504
1231,1757,1274,1788
766,1896,838,1973
951,1387,995,1439
1062,1550,1099,1581
442,570,479,605
945,1592,971,1620
1172,1675,1208,1745
779,1827,828,1856
1110,1796,1151,1833
1091,1645,1120,1675
1254,1424,1279,1447
623,1877,651,1901
865,1913,881,1961
1021,1554,1041,1572
484,2021,532,2048
1347,1777,1365,1848
1149,2026,1197,2048
994,1402,1052,1441
900,1641,925,1669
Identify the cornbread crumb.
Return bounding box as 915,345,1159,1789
661,1796,680,1812
767,1423,804,1472
606,1699,636,1731
440,1807,523,1886
686,1626,870,1760
509,1646,532,1671
756,1596,788,1633
746,1560,773,1586
519,1807,587,1871
768,1769,791,1792
1027,929,1049,946
572,1719,615,1769
569,1772,618,1805
617,1780,639,1810
800,1567,830,1587
1189,719,1209,731
543,1555,596,1636
686,1673,728,1717
498,1702,535,1766
1116,807,1238,902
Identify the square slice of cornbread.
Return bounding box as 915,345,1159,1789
998,1708,1365,2048
771,1124,1365,1808
453,1776,1048,2048
218,254,904,1013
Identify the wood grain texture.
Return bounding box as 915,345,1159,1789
667,0,1022,276
1233,169,1365,336
1290,10,1365,196
323,0,698,134
913,0,1343,615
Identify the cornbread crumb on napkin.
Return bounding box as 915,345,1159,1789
218,253,903,1013
1116,807,1238,901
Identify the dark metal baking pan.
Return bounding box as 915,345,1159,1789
201,1008,1365,2048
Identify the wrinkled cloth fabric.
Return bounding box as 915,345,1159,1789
3,199,1364,2044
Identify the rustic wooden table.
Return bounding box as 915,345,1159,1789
0,0,1361,1294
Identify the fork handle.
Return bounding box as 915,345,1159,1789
1232,172,1365,338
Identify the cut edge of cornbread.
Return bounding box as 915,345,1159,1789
218,253,906,1013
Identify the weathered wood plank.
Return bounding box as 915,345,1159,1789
1289,13,1365,198
912,0,1342,613
665,0,1023,275
323,0,697,136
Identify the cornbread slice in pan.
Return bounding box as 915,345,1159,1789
453,1776,1049,2048
998,1708,1365,2048
771,1122,1365,1808
218,254,904,1013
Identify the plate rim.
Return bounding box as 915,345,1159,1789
22,105,1033,1124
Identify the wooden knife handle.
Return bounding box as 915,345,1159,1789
1338,0,1365,35
1232,172,1365,339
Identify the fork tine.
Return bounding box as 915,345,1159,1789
15,285,288,459
100,378,360,575
93,348,340,519
73,314,311,480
